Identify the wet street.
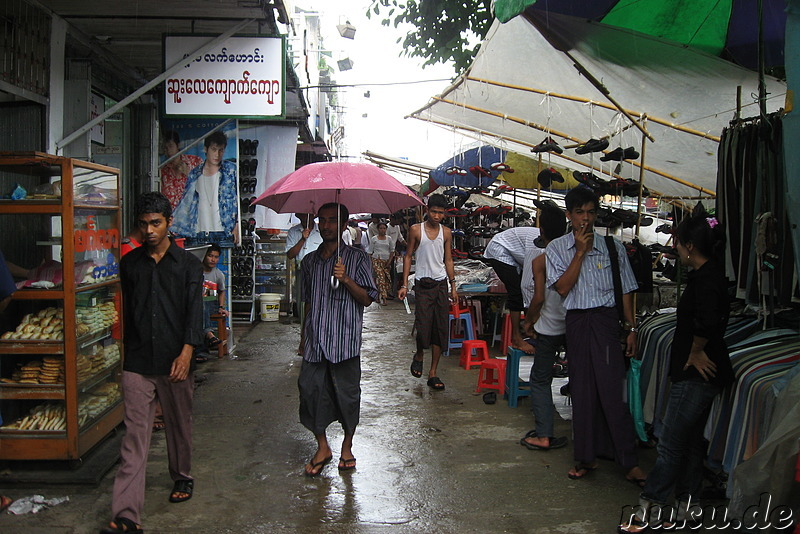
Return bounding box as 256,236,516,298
0,299,653,533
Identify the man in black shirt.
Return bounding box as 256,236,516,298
101,192,203,534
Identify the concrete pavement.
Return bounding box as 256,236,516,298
0,299,652,533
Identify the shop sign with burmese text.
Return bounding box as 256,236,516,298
164,35,285,118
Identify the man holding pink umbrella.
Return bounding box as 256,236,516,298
297,202,379,476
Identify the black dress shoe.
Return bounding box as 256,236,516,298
575,138,609,154
600,147,625,161
531,136,563,154
623,147,640,160
572,171,604,190
655,223,673,233
537,168,563,188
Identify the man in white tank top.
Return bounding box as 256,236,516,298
398,194,458,391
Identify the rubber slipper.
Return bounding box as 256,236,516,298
482,392,496,404
410,358,423,378
426,376,445,390
168,479,193,503
305,455,332,477
195,355,209,363
523,429,538,439
568,464,598,480
100,516,143,534
206,335,221,348
520,435,568,450
338,457,357,471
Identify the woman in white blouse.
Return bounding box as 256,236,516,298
368,221,395,305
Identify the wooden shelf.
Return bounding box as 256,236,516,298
0,384,65,400
0,342,65,355
10,289,65,300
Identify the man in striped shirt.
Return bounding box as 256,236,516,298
298,203,379,476
546,187,647,486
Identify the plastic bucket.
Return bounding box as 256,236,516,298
259,293,281,321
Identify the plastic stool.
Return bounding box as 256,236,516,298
476,358,506,393
491,308,504,347
500,312,524,356
504,347,532,407
460,339,489,370
445,305,476,355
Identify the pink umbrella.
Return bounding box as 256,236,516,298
252,161,423,289
252,161,423,215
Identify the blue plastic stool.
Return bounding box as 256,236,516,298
445,311,475,355
504,347,532,407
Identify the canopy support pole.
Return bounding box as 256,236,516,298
465,76,720,142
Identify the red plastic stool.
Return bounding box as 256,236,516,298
460,339,489,370
476,358,506,393
501,312,524,356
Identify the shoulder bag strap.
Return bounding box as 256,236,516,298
605,235,625,323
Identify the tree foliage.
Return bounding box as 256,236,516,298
367,0,494,74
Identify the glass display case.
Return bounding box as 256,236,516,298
0,152,124,460
255,234,292,312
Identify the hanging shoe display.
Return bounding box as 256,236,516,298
574,138,609,154
531,136,564,154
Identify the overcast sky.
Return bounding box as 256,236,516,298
301,1,474,180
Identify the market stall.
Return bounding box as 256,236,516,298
0,153,124,460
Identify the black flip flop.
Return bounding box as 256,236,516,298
100,516,143,534
305,455,332,477
168,479,194,503
410,358,423,378
519,435,568,450
427,376,445,390
338,457,357,471
568,464,598,480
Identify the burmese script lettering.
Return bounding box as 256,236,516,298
182,47,266,66
167,71,280,105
